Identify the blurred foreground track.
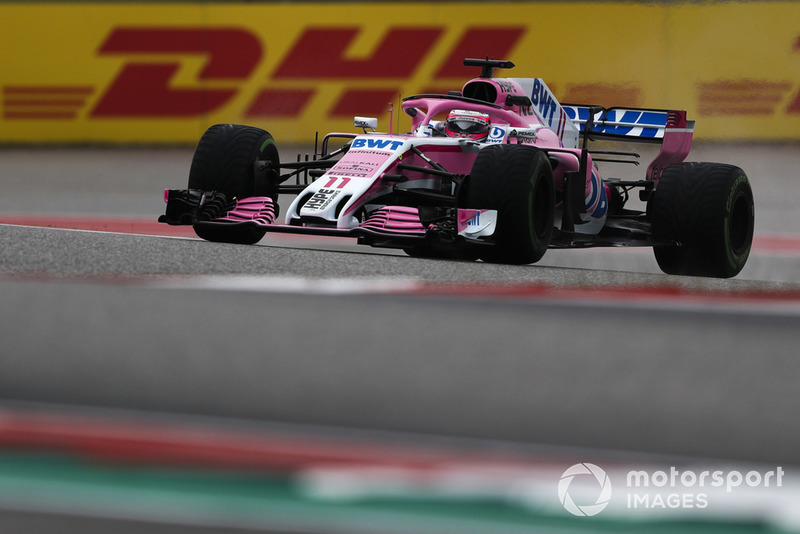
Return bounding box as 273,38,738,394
1,404,798,534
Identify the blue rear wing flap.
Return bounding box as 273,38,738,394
562,105,695,143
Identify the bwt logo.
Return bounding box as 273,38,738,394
351,138,404,151
531,78,562,126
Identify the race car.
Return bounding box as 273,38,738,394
159,58,755,278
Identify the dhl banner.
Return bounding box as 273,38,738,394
1,2,799,144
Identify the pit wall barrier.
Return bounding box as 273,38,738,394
1,2,798,144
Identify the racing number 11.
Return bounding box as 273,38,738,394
323,177,351,189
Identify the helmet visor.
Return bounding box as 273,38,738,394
449,120,488,134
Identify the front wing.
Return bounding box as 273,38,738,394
158,189,497,248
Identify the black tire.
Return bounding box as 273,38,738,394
649,162,754,278
188,124,280,244
462,144,555,264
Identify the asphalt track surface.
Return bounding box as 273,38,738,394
1,144,800,532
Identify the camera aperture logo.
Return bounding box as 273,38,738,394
558,463,785,517
558,463,612,516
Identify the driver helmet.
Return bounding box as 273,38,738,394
444,109,491,140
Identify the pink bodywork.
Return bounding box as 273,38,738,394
288,76,694,234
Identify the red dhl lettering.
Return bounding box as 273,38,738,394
84,25,531,120
434,27,526,78
697,80,793,116
2,86,93,119
3,26,799,122
787,35,800,113
91,28,261,117
273,27,442,79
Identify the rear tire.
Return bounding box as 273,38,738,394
649,162,754,278
462,144,554,264
188,124,280,244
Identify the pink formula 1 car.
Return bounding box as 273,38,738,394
160,58,755,278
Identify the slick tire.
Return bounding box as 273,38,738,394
649,162,754,278
188,124,280,244
462,144,555,264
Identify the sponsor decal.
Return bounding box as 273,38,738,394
353,118,376,129
526,77,576,144
486,125,507,143
496,80,516,94
457,209,497,237
351,138,404,152
303,188,340,211
329,163,379,178
531,78,559,126
564,106,668,139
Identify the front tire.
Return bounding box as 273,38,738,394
462,144,555,264
649,162,754,278
188,124,280,244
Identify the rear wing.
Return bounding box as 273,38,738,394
562,105,696,183
562,105,694,143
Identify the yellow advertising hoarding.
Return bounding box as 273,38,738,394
1,2,798,143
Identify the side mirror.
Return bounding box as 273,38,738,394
354,116,378,132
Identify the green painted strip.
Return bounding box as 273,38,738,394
0,453,788,534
